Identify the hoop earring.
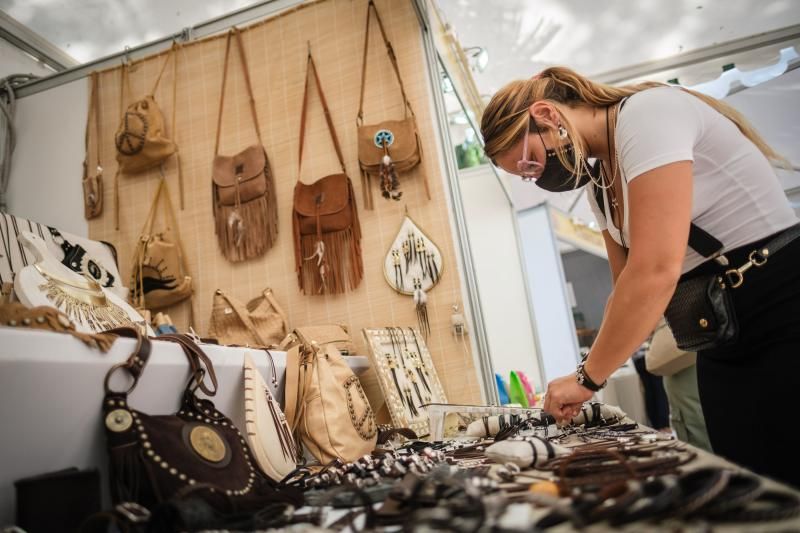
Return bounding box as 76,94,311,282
558,126,568,139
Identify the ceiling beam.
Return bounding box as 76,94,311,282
0,10,79,73
593,23,800,84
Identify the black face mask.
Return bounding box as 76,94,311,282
534,143,594,193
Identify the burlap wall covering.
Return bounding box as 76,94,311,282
86,0,481,405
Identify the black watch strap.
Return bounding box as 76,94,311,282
576,361,606,392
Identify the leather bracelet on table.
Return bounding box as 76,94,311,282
672,467,731,517
697,471,763,517
575,361,606,392
715,489,800,522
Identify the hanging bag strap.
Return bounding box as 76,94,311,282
214,28,263,156
215,289,268,347
283,344,304,432
298,46,347,181
259,288,289,331
357,0,414,127
83,71,102,184
151,43,185,210
114,63,132,230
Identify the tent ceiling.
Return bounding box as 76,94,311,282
435,0,800,95
0,0,261,63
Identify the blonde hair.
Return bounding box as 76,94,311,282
480,66,784,179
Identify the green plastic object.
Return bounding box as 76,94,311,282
508,371,529,408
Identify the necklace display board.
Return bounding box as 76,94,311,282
13,232,150,335
362,326,447,437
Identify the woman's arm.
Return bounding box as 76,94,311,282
603,230,627,286
543,161,692,420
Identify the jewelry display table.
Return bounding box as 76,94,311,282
0,327,370,525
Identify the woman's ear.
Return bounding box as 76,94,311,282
529,102,560,130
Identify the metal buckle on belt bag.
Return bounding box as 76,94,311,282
724,247,769,289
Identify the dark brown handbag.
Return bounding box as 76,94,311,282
212,28,278,262
292,49,363,295
83,71,104,220
356,0,429,209
102,328,302,511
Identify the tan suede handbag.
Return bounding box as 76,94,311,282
293,49,363,295
212,28,278,262
114,43,184,229
82,71,103,220
283,326,377,463
207,288,288,348
356,0,429,208
130,178,193,312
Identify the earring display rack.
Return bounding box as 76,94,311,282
363,327,447,437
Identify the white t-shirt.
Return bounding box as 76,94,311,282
588,86,798,273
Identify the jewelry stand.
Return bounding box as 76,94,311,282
362,327,447,437
14,231,151,335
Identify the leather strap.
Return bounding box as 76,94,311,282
298,47,347,180
103,327,151,395
83,71,102,181
357,0,414,126
260,288,289,333
157,333,219,396
283,344,302,432
214,28,263,156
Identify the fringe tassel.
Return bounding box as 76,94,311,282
109,442,144,503
214,193,278,263
298,228,363,295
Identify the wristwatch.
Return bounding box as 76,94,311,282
576,360,606,392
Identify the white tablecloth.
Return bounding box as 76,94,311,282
0,327,370,525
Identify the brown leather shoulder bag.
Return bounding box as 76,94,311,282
356,0,430,208
212,28,278,262
292,49,363,295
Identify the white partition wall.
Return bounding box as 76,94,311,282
459,165,543,392
517,203,580,383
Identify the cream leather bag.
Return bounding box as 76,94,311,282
283,327,377,463
645,319,697,377
243,353,297,482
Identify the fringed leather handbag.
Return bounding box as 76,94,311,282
102,328,303,511
292,49,363,295
83,71,103,220
130,178,193,313
114,43,184,229
212,28,278,262
283,326,377,463
207,288,288,348
356,0,429,209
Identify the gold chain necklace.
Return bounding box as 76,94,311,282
33,263,132,331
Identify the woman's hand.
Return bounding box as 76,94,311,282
543,373,594,423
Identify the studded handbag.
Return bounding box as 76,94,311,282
102,328,303,511
283,326,377,463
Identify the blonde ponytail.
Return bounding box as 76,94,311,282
480,66,784,175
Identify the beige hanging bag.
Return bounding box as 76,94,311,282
208,288,288,348
114,43,185,229
130,179,193,313
283,326,377,463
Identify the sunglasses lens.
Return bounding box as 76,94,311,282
517,160,542,179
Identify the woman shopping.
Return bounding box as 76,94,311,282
480,67,800,488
